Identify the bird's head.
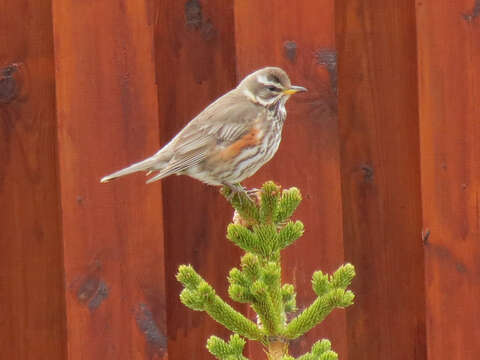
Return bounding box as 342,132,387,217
237,67,307,107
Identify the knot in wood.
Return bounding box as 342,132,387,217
0,64,20,104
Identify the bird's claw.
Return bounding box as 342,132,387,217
224,183,255,203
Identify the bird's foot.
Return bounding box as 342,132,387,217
223,183,253,203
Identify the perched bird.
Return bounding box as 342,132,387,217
101,67,306,194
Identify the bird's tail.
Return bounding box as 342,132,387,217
100,156,165,183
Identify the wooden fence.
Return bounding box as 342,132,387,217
1,0,479,359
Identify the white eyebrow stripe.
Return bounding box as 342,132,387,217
256,74,280,87
243,89,258,103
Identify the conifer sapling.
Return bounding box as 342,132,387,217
176,181,355,360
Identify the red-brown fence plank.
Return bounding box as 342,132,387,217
0,1,66,359
335,1,426,359
52,1,167,358
153,1,239,359
234,1,347,358
416,1,480,358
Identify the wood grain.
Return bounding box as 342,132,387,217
0,1,66,359
52,0,167,358
335,1,426,359
153,1,240,360
234,1,347,358
416,0,480,358
4,1,480,359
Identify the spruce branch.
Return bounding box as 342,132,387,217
253,224,278,257
277,221,304,250
319,352,338,360
262,262,284,324
259,181,281,223
227,224,261,254
177,265,265,341
297,339,338,360
330,264,356,290
273,187,302,224
312,264,355,297
251,279,282,334
284,265,355,340
281,284,297,313
312,271,330,297
207,334,249,360
284,288,353,339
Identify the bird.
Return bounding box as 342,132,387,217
100,67,307,196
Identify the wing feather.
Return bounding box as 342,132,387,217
156,91,263,177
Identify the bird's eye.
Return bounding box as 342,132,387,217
268,86,280,92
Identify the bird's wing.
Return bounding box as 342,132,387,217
154,92,262,177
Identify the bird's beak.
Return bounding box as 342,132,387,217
283,85,308,95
